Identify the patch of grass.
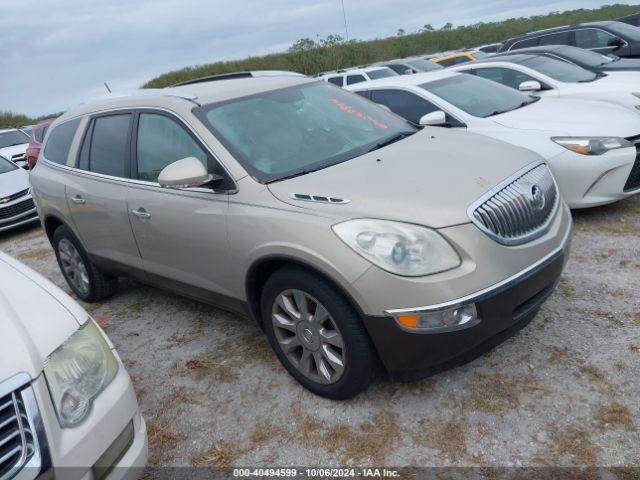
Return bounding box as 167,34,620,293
594,403,634,431
248,421,286,449
461,372,550,414
147,417,187,464
579,365,605,383
190,442,235,467
323,411,400,464
415,419,469,464
557,278,577,299
546,346,570,365
547,425,599,466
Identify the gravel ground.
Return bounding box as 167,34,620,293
1,196,639,469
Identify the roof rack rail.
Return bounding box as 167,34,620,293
171,70,304,87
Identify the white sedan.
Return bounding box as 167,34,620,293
447,53,640,114
0,251,147,479
347,71,640,208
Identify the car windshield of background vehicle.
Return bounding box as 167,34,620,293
557,46,613,67
407,58,442,71
196,82,416,183
0,156,18,173
420,74,537,118
523,55,598,82
366,68,398,79
607,21,640,41
0,130,28,148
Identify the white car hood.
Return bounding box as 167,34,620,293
492,97,640,137
0,143,28,159
0,253,86,382
0,167,30,197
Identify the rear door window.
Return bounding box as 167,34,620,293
346,75,366,85
539,31,572,46
80,114,132,177
473,67,539,90
135,113,207,182
43,119,81,165
370,89,441,124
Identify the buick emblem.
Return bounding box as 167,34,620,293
0,197,8,205
530,185,545,210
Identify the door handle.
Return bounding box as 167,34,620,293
131,208,151,220
71,195,85,205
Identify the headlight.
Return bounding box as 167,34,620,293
551,137,632,156
44,320,118,428
332,219,461,276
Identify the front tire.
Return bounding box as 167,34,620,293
261,266,377,399
52,225,118,302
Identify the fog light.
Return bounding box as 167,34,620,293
394,304,478,331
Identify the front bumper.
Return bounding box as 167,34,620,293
0,195,39,233
361,216,571,381
548,146,640,208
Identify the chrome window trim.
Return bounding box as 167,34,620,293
508,27,629,52
40,105,238,194
466,160,560,246
385,210,571,315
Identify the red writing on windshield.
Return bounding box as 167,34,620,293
327,98,388,129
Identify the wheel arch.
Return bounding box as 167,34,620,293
244,255,367,328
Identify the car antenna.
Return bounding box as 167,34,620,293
104,82,112,93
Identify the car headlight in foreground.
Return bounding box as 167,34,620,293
44,319,118,428
332,219,461,277
551,137,632,156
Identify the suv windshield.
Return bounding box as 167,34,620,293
406,58,442,71
366,68,398,80
522,55,598,82
557,46,612,67
0,130,28,148
195,81,415,183
0,156,18,174
420,74,538,118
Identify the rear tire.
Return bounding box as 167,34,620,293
261,266,377,399
52,225,118,302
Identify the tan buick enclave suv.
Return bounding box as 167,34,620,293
30,75,572,399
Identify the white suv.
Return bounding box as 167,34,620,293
0,252,147,478
317,66,398,87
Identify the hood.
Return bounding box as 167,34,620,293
0,143,28,159
267,128,542,229
0,253,86,382
589,71,640,88
0,167,30,197
492,97,640,137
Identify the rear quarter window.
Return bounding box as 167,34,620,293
43,119,81,165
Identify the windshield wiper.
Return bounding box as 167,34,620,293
366,132,414,153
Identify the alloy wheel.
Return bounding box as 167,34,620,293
58,238,90,296
271,289,346,384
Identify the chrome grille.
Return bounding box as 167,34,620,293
468,162,559,246
0,391,34,480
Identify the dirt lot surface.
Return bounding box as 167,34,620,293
1,197,639,468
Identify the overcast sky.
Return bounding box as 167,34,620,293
0,0,631,117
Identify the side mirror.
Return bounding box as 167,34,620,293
403,68,414,75
419,110,447,126
158,157,216,188
519,80,542,92
377,103,392,113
